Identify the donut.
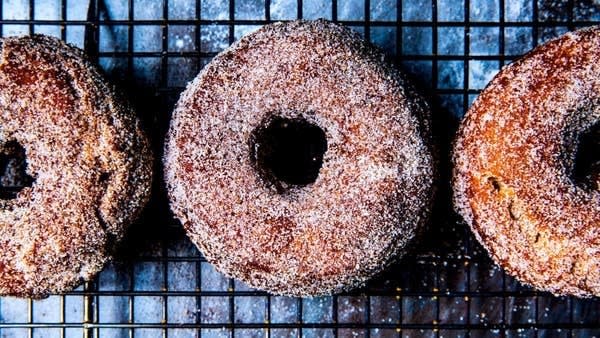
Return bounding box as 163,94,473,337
164,20,435,296
453,26,600,297
0,35,153,298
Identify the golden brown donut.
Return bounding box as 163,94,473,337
453,26,600,297
0,35,153,298
164,20,435,296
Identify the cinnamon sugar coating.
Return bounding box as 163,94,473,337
0,35,153,298
165,20,435,296
453,27,600,297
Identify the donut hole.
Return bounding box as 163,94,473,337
0,141,34,199
251,116,327,191
573,122,599,190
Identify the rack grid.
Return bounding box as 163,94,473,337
0,0,599,337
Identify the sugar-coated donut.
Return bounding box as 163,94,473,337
165,20,435,296
453,27,600,297
0,35,153,298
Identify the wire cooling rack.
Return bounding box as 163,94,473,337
0,0,599,337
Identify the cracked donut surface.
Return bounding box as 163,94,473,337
164,20,435,296
0,35,153,298
453,26,600,297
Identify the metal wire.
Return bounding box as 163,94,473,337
0,0,598,337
